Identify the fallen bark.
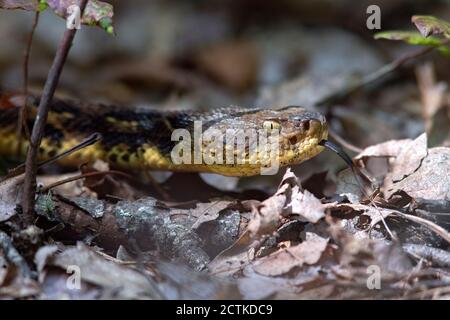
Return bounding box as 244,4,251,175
35,194,244,271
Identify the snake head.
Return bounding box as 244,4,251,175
259,106,329,166
198,106,328,175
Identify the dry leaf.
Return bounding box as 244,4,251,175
354,138,413,161
190,200,234,230
335,168,363,203
46,242,161,299
247,169,297,237
389,133,428,183
252,232,328,276
385,147,450,201
0,175,23,222
290,188,326,223
248,168,326,237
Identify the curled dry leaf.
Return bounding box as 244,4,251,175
350,132,449,201
34,245,59,283
354,138,413,161
248,168,326,237
332,203,393,230
42,242,162,299
389,133,428,183
46,0,115,34
209,168,327,274
247,169,296,237
329,222,412,275
0,175,23,222
190,200,234,229
237,264,322,299
290,186,326,223
0,0,114,32
335,168,363,204
386,147,450,201
352,132,449,202
412,15,450,38
0,1,114,33
156,261,239,300
252,232,328,276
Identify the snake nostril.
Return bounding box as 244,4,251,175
303,120,310,131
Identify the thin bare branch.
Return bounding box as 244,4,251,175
17,10,39,148
22,0,89,225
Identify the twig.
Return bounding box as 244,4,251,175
17,10,40,148
2,132,101,182
403,243,450,268
393,211,450,244
328,128,363,153
22,0,89,225
37,132,102,168
143,168,171,201
41,170,132,192
317,40,450,106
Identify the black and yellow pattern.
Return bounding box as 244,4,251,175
0,93,328,176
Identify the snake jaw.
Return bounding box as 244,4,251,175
278,118,328,166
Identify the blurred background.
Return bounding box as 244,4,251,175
1,0,449,199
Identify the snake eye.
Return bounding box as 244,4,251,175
263,120,281,130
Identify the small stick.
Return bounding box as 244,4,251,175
37,132,102,168
2,132,101,182
394,212,450,244
328,128,363,153
41,170,132,193
22,0,89,225
17,10,40,147
317,39,450,106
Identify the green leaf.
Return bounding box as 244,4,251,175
412,15,450,39
374,30,450,58
437,46,450,57
37,0,47,11
374,31,445,46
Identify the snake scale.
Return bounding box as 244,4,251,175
0,92,328,176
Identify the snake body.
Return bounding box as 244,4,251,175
0,93,328,176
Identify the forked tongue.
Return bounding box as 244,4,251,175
319,140,395,240
319,140,354,169
318,139,374,195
